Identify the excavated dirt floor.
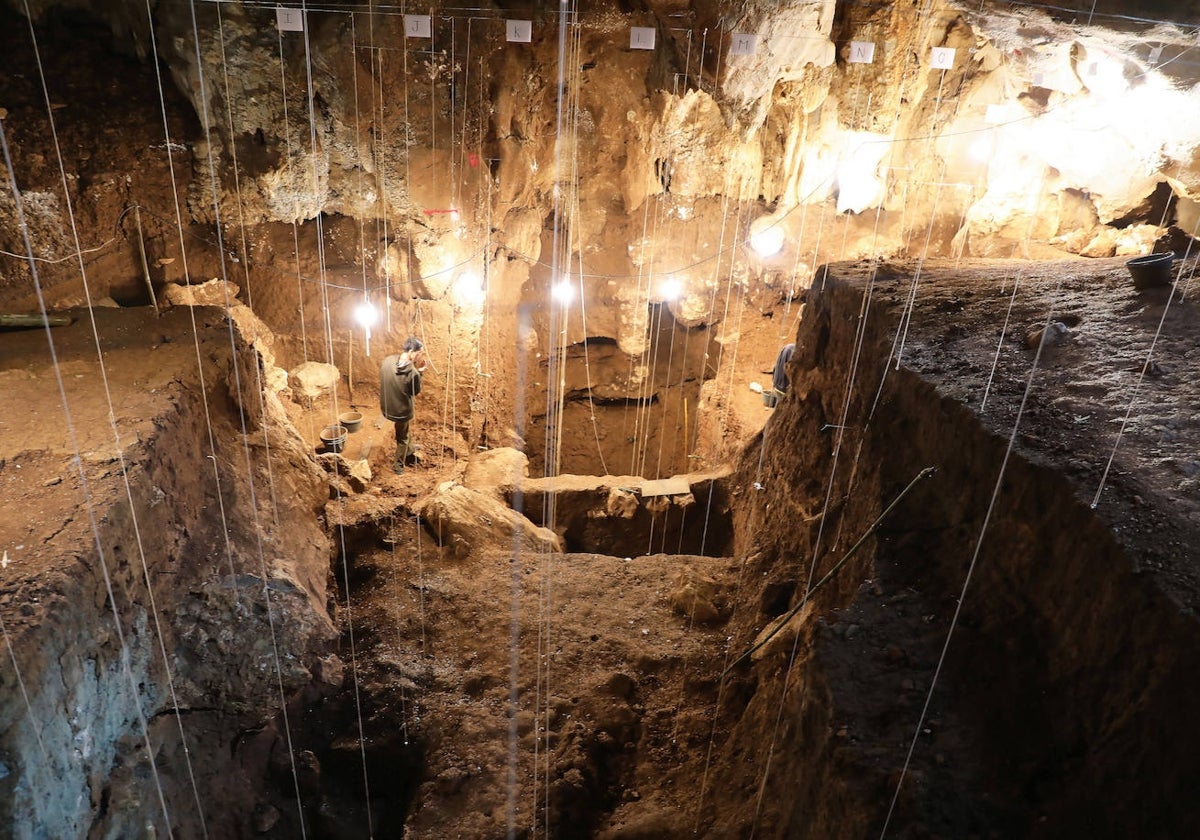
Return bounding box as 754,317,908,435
3,251,1200,838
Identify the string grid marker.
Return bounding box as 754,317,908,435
731,33,757,56
630,27,655,50
275,6,303,32
506,20,532,43
849,40,875,64
930,46,956,70
405,14,432,39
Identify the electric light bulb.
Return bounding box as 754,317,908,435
453,271,485,306
749,225,785,257
551,278,575,305
354,300,379,328
968,135,992,163
660,277,682,301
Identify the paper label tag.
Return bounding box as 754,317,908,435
730,33,757,56
848,40,875,64
1148,45,1164,64
630,27,656,50
405,14,432,38
276,7,303,32
506,20,532,43
930,46,956,69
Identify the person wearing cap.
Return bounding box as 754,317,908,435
380,336,426,474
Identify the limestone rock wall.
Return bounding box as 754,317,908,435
5,0,1200,478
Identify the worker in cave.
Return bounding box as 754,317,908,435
380,336,426,474
767,342,795,408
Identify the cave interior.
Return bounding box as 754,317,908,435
2,0,1200,837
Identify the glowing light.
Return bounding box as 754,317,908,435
749,225,785,257
551,278,575,305
659,277,682,301
968,134,993,163
452,271,485,306
354,300,379,328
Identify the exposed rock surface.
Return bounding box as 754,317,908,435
0,306,334,838
4,1,1200,837
419,481,563,557
709,255,1200,837
5,2,1200,484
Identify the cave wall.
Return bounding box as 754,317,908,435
5,1,1200,477
0,306,336,838
704,264,1200,837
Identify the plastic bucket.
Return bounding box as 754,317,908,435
320,424,348,453
338,410,363,433
1126,252,1174,289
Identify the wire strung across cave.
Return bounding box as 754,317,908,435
738,31,970,831
877,269,1068,836
1091,216,1200,509
0,115,180,838
20,3,238,834
192,0,325,829
14,0,1200,835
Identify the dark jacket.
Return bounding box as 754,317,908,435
380,354,422,421
772,343,795,394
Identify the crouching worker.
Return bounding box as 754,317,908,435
380,336,426,474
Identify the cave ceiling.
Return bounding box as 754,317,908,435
3,0,1200,346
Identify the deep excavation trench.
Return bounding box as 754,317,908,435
4,253,1200,838
5,0,1200,835
198,259,1200,837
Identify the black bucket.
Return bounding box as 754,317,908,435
338,410,363,433
1126,252,1175,289
320,424,348,453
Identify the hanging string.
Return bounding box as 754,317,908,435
1091,219,1200,509
564,19,608,476
384,513,414,746
349,11,374,365
621,162,659,473
292,1,374,832
276,23,313,384
744,30,945,831
1,119,176,839
0,596,49,767
145,0,317,828
879,277,1066,837
19,8,214,833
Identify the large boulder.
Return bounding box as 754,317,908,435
461,447,529,501
419,482,562,558
289,362,341,403
161,278,239,307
